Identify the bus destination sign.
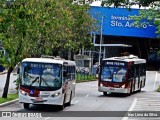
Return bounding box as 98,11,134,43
104,61,126,66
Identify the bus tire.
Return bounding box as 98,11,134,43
67,92,72,106
128,83,133,95
138,81,142,92
103,92,108,96
23,103,30,109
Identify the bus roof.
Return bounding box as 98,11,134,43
22,58,76,66
102,55,146,64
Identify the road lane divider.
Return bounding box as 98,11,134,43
122,98,137,120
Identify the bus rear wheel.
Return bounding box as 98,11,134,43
60,94,66,110
67,92,72,106
128,83,133,96
138,81,142,92
23,103,30,109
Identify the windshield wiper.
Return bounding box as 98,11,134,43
29,76,51,87
40,78,51,87
29,77,39,86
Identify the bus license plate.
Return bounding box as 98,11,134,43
35,97,43,102
41,91,50,95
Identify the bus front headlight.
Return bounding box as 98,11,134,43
121,85,125,88
20,90,28,96
50,92,60,97
99,83,104,87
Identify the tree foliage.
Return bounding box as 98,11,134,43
0,0,96,98
102,0,160,8
127,1,160,38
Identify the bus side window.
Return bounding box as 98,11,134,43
67,66,69,81
63,65,76,81
71,66,75,80
128,66,134,79
135,65,140,79
63,70,67,78
140,65,143,76
66,66,72,81
63,65,67,82
73,66,76,79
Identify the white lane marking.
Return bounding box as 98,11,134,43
128,98,137,111
85,95,89,98
122,98,137,120
153,71,158,91
44,117,50,120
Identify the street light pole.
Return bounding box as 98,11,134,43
99,16,103,65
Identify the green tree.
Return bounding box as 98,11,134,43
0,0,96,98
21,0,96,59
102,0,160,8
132,6,160,38
0,0,31,98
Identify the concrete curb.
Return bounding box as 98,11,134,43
0,99,18,107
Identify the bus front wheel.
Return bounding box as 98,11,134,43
23,103,30,109
67,92,72,106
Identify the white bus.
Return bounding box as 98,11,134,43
18,56,76,110
98,55,146,95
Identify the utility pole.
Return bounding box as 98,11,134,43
99,16,103,65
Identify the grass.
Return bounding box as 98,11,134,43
157,86,160,92
0,93,18,104
76,73,97,83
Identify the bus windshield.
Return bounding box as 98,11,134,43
21,62,62,90
101,66,127,82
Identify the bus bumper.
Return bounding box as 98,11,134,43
19,92,64,105
98,86,128,93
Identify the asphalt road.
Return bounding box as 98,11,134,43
0,71,160,120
